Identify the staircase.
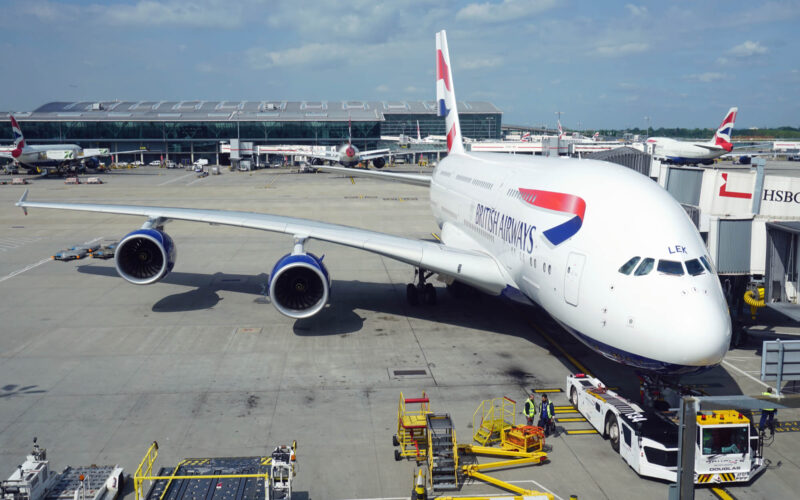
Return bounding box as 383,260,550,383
426,413,458,491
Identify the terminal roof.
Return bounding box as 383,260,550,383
9,100,501,122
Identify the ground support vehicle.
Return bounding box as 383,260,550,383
393,392,432,461
53,248,87,261
133,441,289,500
1,438,123,500
566,373,765,484
92,243,118,259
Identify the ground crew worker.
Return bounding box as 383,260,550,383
538,394,555,436
524,393,537,426
760,387,777,436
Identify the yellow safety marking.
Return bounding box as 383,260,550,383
711,486,735,499
564,429,599,435
260,457,272,466
350,177,355,184
527,321,593,376
431,232,441,241
556,417,587,422
554,405,574,409
533,388,562,393
554,409,577,414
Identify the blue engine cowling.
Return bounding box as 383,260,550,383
268,252,330,319
115,229,176,285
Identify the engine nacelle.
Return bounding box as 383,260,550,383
372,157,386,169
268,252,330,319
310,158,323,166
115,229,176,285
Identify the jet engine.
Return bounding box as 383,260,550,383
268,252,330,319
115,229,176,285
372,157,386,169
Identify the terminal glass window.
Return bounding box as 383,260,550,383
634,258,655,276
701,426,749,455
657,260,685,276
685,259,705,276
618,256,641,275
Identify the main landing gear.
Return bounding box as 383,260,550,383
406,268,437,306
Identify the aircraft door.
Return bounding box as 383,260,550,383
564,252,586,306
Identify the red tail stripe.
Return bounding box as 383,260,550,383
437,50,451,91
519,188,586,220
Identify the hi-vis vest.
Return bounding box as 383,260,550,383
762,392,775,412
525,398,537,418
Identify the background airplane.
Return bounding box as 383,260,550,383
646,107,738,165
16,30,730,377
0,115,142,175
306,117,391,168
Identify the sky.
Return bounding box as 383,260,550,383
1,0,798,130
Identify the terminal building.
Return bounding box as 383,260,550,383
1,100,502,164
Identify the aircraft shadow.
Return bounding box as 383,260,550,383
76,264,744,400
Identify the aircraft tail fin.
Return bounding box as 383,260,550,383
436,30,464,155
416,120,422,141
10,115,25,157
712,107,737,152
557,120,565,139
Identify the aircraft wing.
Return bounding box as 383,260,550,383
0,152,13,159
306,150,341,162
82,149,147,158
15,190,508,294
315,165,431,186
694,144,726,152
358,148,392,161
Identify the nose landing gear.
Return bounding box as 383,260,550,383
407,268,437,306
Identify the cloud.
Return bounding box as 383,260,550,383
729,40,767,57
98,1,245,29
625,4,648,17
459,58,503,70
246,43,351,69
592,42,649,57
375,84,390,92
456,0,557,23
685,72,727,83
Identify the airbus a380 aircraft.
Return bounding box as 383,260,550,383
16,31,730,376
1,116,142,175
646,107,738,165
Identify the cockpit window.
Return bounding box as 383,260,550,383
685,259,705,276
700,256,713,273
658,260,685,276
619,256,641,275
634,258,655,276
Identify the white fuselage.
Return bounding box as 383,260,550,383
647,137,723,164
429,152,731,374
337,144,360,167
13,144,84,168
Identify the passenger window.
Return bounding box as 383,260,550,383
657,260,685,276
618,256,641,275
634,258,655,276
685,259,705,276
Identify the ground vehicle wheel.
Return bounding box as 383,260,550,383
394,449,402,461
423,283,437,305
606,415,620,453
570,387,578,408
392,434,399,446
406,284,419,305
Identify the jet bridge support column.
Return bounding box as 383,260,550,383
669,396,698,500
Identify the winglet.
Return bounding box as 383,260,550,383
16,189,29,216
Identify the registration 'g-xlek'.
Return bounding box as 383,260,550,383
15,31,730,377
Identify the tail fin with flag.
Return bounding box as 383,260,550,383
10,115,25,158
436,30,464,155
711,107,737,152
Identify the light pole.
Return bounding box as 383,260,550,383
644,116,651,138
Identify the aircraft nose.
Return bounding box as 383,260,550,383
673,295,731,367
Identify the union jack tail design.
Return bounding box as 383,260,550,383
10,115,25,158
712,107,738,152
557,120,565,140
436,30,464,155
521,132,531,142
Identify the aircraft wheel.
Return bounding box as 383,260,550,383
406,283,419,306
423,283,437,305
606,415,620,453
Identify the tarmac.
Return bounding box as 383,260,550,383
1,164,799,500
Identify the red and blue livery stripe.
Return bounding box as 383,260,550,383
519,188,586,245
